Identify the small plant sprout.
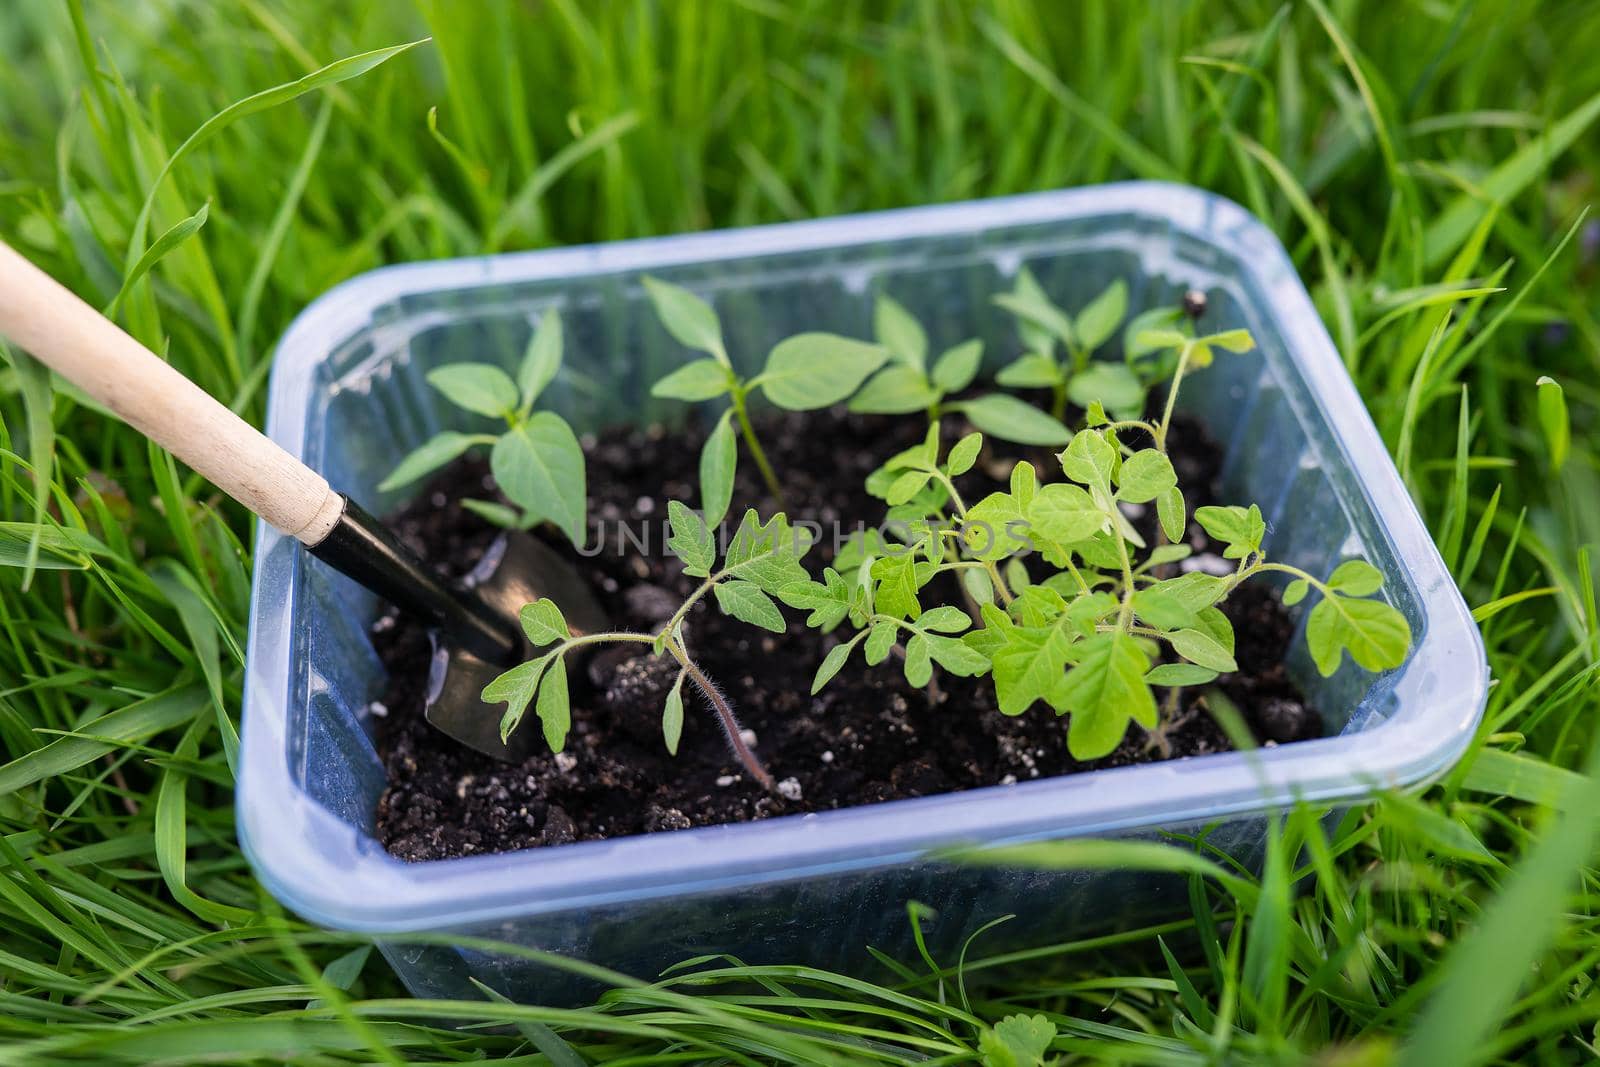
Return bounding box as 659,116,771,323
380,310,586,544
644,276,890,523
992,268,1142,422
793,317,1412,760
483,502,817,792
848,293,1069,446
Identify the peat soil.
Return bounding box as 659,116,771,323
372,409,1320,862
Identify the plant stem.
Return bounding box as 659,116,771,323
931,470,1014,606
1050,381,1068,422
730,387,785,506
1154,346,1192,453
663,634,773,791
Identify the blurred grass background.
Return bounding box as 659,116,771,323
1,0,1598,1062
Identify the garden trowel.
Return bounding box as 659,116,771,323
0,239,606,762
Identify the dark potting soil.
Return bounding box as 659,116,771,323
372,409,1322,862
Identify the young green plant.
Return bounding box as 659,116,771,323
644,276,890,523
848,293,1070,447
380,310,586,544
992,268,1143,421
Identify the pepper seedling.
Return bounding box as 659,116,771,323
848,293,1070,447
380,310,586,544
644,276,889,524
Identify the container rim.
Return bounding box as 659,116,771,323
241,180,1488,933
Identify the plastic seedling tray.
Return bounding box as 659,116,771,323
241,181,1487,1003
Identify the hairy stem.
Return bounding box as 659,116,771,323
931,469,1014,606
730,387,785,506
664,635,773,791
1154,346,1192,453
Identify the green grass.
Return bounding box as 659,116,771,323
2,0,1599,1062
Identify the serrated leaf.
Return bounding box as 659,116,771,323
1059,429,1117,488
946,432,983,477
992,622,1075,715
924,634,990,677
1066,361,1145,416
995,352,1062,388
1157,485,1186,543
777,569,850,630
1146,662,1219,686
962,491,1029,562
958,394,1071,446
903,633,933,686
653,357,732,401
872,553,924,621
759,333,890,410
536,655,570,752
519,599,570,646
918,605,973,634
644,276,724,361
1306,595,1412,676
1027,482,1104,564
380,431,484,492
1131,588,1198,631
1168,628,1238,672
1076,279,1129,351
723,510,814,590
1194,504,1265,559
1118,449,1178,503
1536,375,1569,471
812,637,858,693
874,293,927,370
666,500,715,577
932,339,983,392
1327,559,1385,596
865,620,897,665
980,1013,1057,1067
490,412,587,544
484,653,554,742
662,670,686,755
1059,631,1155,759
713,580,786,633
700,409,737,527
428,363,518,418
849,364,938,414
518,311,563,409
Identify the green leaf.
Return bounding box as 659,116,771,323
995,352,1062,388
700,409,737,527
963,567,996,606
519,600,570,646
865,620,898,665
518,311,563,410
932,339,984,392
1168,628,1238,672
872,553,924,621
880,423,942,472
714,580,786,633
428,363,518,418
1154,572,1229,612
926,634,992,676
874,293,927,370
1059,631,1155,759
490,412,587,544
1204,328,1256,353
946,432,983,477
918,605,973,634
107,200,210,317
903,633,933,686
849,365,938,414
1307,595,1412,676
1146,663,1219,687
643,276,725,362
812,636,860,693
379,431,485,492
1135,328,1190,351
1131,588,1198,631
1284,578,1310,606
1124,307,1185,364
653,358,733,401
758,333,890,410
1059,428,1117,488
1118,449,1178,503
1327,559,1384,596
1066,361,1145,416
460,499,523,528
723,510,814,590
1027,482,1105,564
536,655,570,752
979,1013,1057,1067
993,267,1075,347
483,653,555,742
1157,486,1186,543
957,394,1071,446
662,670,686,755
666,500,715,577
1074,278,1129,351
0,522,107,570
1009,460,1038,510
962,491,1029,562
778,569,850,630
1536,376,1569,471
992,623,1076,715
1195,504,1265,559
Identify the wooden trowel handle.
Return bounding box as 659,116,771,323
0,239,344,546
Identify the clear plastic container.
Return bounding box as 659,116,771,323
241,181,1487,1002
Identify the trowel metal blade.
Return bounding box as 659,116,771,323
422,531,609,762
